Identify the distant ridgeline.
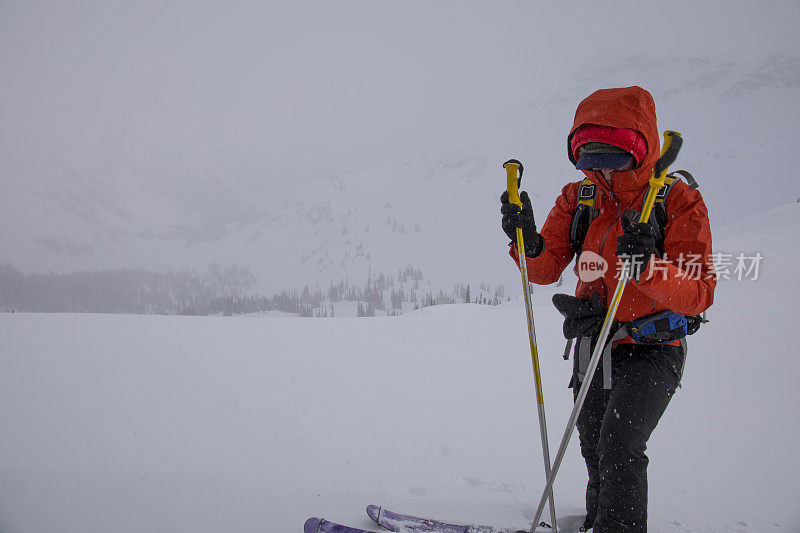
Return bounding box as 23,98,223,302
0,264,506,317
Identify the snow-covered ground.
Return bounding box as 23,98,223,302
0,204,798,533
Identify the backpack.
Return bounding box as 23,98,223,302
569,170,699,257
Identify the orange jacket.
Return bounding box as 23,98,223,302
510,86,716,324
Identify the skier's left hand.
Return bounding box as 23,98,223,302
616,217,656,280
500,190,544,258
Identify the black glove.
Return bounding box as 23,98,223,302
616,217,656,280
552,292,605,339
500,190,544,258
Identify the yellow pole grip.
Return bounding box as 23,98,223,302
504,161,522,207
639,130,681,223
504,161,526,256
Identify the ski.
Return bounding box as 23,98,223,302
304,517,376,533
366,505,551,533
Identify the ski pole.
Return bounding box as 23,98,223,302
529,131,683,532
504,159,558,533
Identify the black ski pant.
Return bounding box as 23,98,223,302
573,342,684,533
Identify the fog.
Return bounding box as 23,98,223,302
1,1,799,293
4,1,797,178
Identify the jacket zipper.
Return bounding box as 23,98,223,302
598,190,621,268
592,187,621,304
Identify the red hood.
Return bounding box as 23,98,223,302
567,86,660,202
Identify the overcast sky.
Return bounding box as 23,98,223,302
2,0,799,182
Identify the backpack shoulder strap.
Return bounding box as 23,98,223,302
570,178,599,254
577,177,597,206
645,170,699,256
668,170,699,190
651,170,699,219
653,170,697,206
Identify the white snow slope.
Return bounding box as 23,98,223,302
0,203,798,533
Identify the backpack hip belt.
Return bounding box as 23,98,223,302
568,309,700,389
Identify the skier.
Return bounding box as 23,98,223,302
501,86,715,532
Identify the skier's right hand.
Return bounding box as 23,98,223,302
501,190,543,258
